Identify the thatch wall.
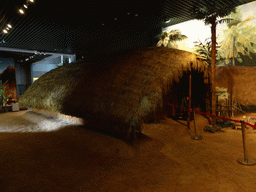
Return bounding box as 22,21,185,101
216,66,256,107
19,47,207,137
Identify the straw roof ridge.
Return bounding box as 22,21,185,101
20,47,207,132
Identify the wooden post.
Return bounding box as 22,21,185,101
188,64,192,130
211,17,217,127
237,120,256,165
191,110,202,140
172,105,175,118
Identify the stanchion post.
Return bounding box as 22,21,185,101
172,105,175,118
237,120,256,166
191,110,202,140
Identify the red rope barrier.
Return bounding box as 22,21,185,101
164,102,256,129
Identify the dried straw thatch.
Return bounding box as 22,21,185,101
19,47,207,138
216,66,256,107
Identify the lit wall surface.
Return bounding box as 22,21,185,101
32,56,60,78
162,1,256,66
0,58,15,74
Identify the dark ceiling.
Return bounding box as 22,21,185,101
0,0,255,58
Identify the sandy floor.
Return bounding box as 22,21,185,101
1,110,256,191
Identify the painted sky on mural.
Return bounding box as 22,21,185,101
163,1,256,53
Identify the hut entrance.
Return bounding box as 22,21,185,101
163,69,208,120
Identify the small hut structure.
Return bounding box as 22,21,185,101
19,47,208,139
216,66,256,111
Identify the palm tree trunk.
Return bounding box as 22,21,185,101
211,18,217,127
232,37,236,66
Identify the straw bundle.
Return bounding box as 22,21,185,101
216,66,256,106
19,47,207,137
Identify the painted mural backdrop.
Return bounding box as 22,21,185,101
161,1,256,66
0,66,17,102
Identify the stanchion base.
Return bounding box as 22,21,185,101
191,135,202,140
237,158,256,166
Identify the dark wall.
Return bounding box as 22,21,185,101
15,63,32,96
74,25,162,58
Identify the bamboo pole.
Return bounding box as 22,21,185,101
211,18,216,127
187,64,192,130
237,120,256,166
191,110,202,140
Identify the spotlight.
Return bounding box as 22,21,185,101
23,4,28,9
19,9,25,14
3,29,8,34
7,24,12,28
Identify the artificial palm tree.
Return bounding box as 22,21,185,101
156,30,187,48
219,9,256,66
191,0,237,126
194,38,223,66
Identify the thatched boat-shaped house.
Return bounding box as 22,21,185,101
19,47,208,139
216,66,256,111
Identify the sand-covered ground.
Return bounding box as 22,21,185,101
1,110,256,191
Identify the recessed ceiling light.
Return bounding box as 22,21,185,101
3,29,8,34
19,9,25,14
23,4,28,9
29,0,34,3
7,24,12,28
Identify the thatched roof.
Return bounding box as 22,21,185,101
216,66,256,106
19,47,207,136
